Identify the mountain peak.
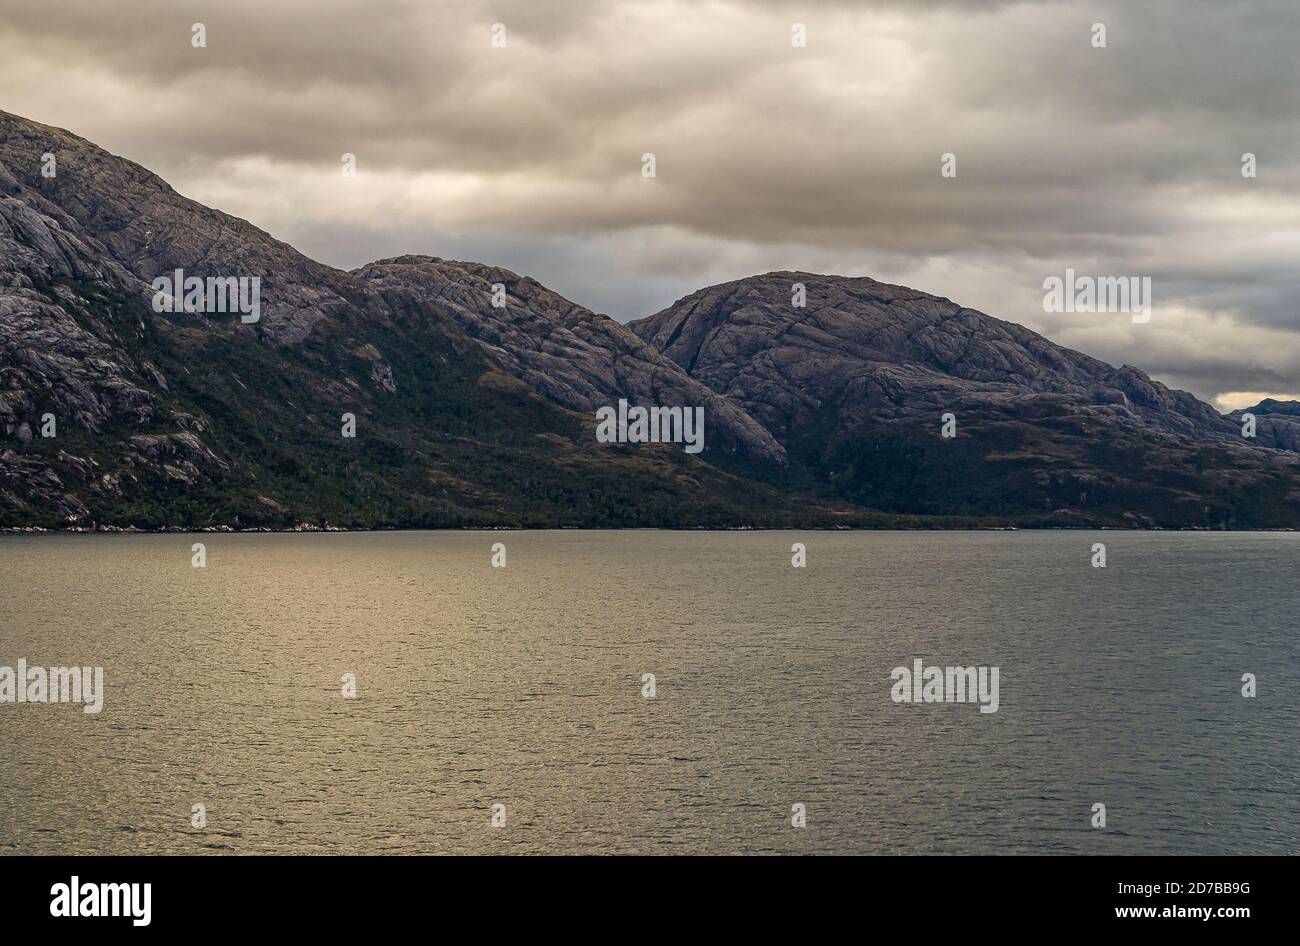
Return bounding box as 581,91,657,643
354,254,788,465
628,268,1300,525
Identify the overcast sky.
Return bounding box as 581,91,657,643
2,0,1298,409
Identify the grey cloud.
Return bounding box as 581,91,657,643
1,0,1297,405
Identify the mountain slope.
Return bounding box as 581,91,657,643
630,272,1300,527
0,110,836,529
352,255,786,469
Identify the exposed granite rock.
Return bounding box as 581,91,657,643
630,272,1300,526
0,194,166,512
631,271,1235,443
0,112,370,347
1228,399,1300,451
354,255,786,465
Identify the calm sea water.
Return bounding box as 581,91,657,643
1,530,1296,855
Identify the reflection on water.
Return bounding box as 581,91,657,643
1,530,1296,854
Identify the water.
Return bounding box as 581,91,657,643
1,530,1296,855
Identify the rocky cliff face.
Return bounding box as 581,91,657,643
629,272,1300,527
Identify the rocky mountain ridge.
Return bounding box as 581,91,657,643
625,273,1300,526
3,109,1299,529
0,110,833,530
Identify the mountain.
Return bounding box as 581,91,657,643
351,255,786,469
3,109,1299,530
0,110,842,530
1228,399,1300,452
629,273,1300,527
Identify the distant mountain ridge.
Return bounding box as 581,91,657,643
3,109,1299,529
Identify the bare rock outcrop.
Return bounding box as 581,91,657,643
354,256,786,466
629,272,1300,526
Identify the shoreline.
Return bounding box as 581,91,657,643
2,524,1297,535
